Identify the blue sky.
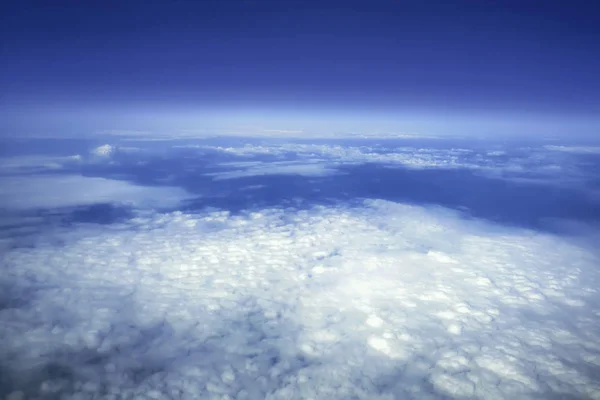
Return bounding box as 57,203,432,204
1,0,599,137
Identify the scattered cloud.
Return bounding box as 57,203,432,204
190,142,599,192
198,143,470,169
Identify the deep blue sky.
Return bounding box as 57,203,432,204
1,0,599,137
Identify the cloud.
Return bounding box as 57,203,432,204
190,141,599,193
544,145,600,154
0,155,82,174
90,144,114,157
1,200,598,399
206,160,342,180
0,144,148,181
0,174,192,210
197,143,471,169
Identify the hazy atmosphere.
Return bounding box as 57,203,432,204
1,1,599,399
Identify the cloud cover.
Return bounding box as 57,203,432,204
0,174,191,210
1,136,599,398
1,200,599,399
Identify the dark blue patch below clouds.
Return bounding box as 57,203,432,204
1,138,599,241
12,138,595,235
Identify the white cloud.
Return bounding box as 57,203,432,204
198,143,470,169
90,144,114,157
0,174,192,210
1,200,598,399
544,145,600,154
0,155,82,173
206,160,342,180
0,144,145,177
191,142,598,191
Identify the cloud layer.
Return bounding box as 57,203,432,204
0,174,192,210
1,200,599,399
190,140,600,187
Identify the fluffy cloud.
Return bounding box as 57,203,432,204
91,144,114,157
1,200,598,399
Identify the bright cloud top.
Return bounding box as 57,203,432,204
1,200,599,399
91,144,115,157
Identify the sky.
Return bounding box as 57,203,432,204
1,0,599,137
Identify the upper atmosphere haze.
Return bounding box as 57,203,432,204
1,0,599,138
